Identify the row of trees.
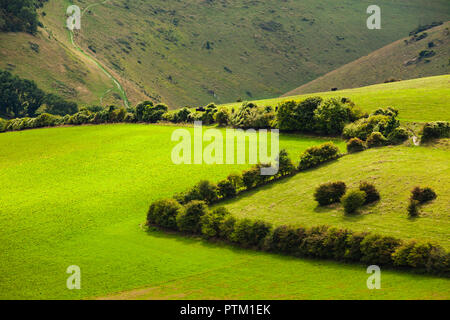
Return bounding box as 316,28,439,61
147,198,449,275
0,70,77,119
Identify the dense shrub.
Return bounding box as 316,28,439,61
231,103,275,129
343,113,400,141
276,97,322,132
217,179,237,199
314,181,347,206
393,241,449,274
230,219,272,248
421,121,450,142
346,137,365,153
200,207,231,238
147,198,184,230
366,132,387,148
277,149,296,177
387,127,409,144
359,181,380,204
0,118,7,132
407,199,420,217
176,180,218,204
214,108,230,126
298,142,340,170
227,172,243,190
201,103,218,125
314,98,354,135
264,225,306,254
171,107,192,123
242,166,260,189
360,234,401,265
298,225,330,258
344,232,368,261
218,215,237,241
410,187,437,204
176,200,208,233
341,190,366,214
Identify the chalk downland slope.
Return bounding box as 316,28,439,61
3,0,450,107
284,21,450,96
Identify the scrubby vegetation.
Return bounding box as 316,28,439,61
147,198,449,275
420,121,450,142
0,0,46,35
0,70,77,119
314,181,347,206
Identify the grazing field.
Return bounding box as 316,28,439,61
1,124,448,300
222,75,450,124
221,143,450,249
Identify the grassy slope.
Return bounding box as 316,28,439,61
221,143,450,249
19,0,448,107
284,22,450,96
0,124,448,299
221,74,450,123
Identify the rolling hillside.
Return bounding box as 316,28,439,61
284,21,450,96
1,0,450,107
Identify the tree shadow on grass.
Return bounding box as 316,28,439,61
144,226,446,280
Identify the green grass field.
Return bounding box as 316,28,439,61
1,124,448,299
222,75,450,124
220,143,450,249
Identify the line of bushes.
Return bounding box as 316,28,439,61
146,199,449,276
172,143,340,206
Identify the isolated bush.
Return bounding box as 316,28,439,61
341,190,366,214
359,181,380,204
217,179,237,199
366,132,388,148
264,225,306,254
387,127,409,144
230,219,272,248
147,198,184,230
200,207,231,238
360,234,401,265
298,142,340,170
410,187,437,204
314,181,347,206
176,200,208,233
421,121,450,142
407,199,420,217
346,137,365,153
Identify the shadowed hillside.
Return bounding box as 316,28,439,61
284,21,450,96
1,0,450,107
